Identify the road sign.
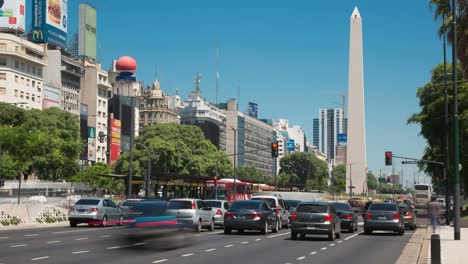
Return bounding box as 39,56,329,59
287,139,295,151
402,161,419,164
338,133,347,143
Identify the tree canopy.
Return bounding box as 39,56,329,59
279,152,329,191
367,172,378,191
329,164,346,194
71,163,124,195
235,166,265,183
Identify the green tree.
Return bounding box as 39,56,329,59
429,0,468,78
280,152,329,191
72,163,124,195
236,166,265,182
115,124,232,178
367,172,378,190
329,164,346,194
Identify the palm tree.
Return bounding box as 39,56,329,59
430,0,468,78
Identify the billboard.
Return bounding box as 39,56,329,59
87,127,96,161
42,98,60,109
338,133,347,144
78,4,96,59
247,102,258,119
31,0,68,47
110,118,121,167
0,0,25,32
287,139,295,152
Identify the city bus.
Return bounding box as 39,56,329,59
413,184,432,215
205,178,253,203
252,183,276,192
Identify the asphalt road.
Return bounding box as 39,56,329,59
0,220,418,264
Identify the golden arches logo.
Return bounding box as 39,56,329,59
31,30,44,41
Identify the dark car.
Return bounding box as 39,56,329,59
290,202,341,241
330,202,359,233
285,200,301,219
364,202,405,235
223,200,279,235
397,203,417,230
363,201,373,219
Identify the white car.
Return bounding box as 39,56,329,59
251,194,290,229
167,198,215,232
204,200,230,227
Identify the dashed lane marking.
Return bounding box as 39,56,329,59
31,256,49,261
75,237,88,240
241,241,249,244
106,246,121,250
224,244,234,248
310,251,317,255
337,240,343,243
268,232,291,238
72,250,89,254
205,248,216,252
47,241,61,244
297,256,306,260
194,231,223,237
24,234,38,237
99,235,111,238
0,237,8,239
321,247,327,250
255,238,262,241
330,243,336,246
182,253,194,257
344,231,363,240
152,259,168,263
52,227,121,234
10,244,27,248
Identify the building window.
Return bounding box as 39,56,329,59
20,77,24,84
20,63,25,71
98,99,101,106
0,58,6,66
31,95,35,102
37,68,42,77
0,43,6,50
14,89,18,97
32,80,35,88
0,72,6,80
37,87,41,92
0,87,5,95
14,75,18,83
26,64,30,73
26,79,30,87
15,61,19,69
20,91,24,98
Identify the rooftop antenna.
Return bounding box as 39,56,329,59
216,35,220,104
194,72,201,94
237,80,240,109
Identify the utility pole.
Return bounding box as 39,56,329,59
232,128,237,201
349,164,353,199
451,0,461,240
443,12,451,225
128,97,135,198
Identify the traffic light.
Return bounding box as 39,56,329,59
271,142,279,158
386,176,391,183
385,151,392,166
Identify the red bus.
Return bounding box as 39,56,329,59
205,178,253,203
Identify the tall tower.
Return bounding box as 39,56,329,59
346,7,367,194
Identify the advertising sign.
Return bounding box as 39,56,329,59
31,0,68,47
247,102,258,119
87,127,96,161
110,118,121,167
0,0,25,32
287,139,295,152
338,133,347,144
42,98,60,109
78,4,96,59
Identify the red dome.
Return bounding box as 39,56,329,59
115,56,137,71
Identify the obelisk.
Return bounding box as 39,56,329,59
346,7,367,195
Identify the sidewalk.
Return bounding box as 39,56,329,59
0,222,67,231
426,225,468,264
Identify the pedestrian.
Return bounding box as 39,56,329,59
427,197,442,233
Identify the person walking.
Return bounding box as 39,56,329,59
427,197,442,233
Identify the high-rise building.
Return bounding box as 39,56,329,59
0,33,46,110
67,33,79,58
313,108,345,161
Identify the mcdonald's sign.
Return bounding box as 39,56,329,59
30,0,67,48
31,30,44,42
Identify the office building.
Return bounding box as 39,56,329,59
313,108,345,161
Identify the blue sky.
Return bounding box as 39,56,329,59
28,0,444,185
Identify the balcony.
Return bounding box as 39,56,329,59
0,43,46,66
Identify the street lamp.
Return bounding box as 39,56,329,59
230,127,237,201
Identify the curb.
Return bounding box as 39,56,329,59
417,226,431,264
395,226,428,264
0,222,68,231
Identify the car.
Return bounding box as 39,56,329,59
223,200,279,235
285,200,301,220
204,200,230,227
251,194,289,229
166,198,215,232
290,202,341,241
68,198,123,227
364,202,405,235
397,203,417,230
330,202,359,233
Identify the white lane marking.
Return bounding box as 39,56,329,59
10,244,27,248
31,256,49,261
52,227,121,234
0,237,8,239
297,256,306,260
310,251,317,255
100,235,111,238
321,247,327,250
337,240,343,243
205,248,216,252
344,231,363,240
182,253,194,257
224,244,234,248
194,231,223,237
75,237,88,240
241,241,249,244
24,234,38,237
152,260,168,263
329,243,336,247
268,232,291,238
255,238,262,241
132,242,145,246
47,241,61,244
106,246,121,250
72,250,89,254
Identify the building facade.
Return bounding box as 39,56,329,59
0,33,46,110
313,108,345,162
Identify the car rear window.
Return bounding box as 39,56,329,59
285,200,300,208
132,202,168,217
251,198,275,208
205,201,222,208
168,201,192,209
75,199,100,205
230,201,261,210
369,203,397,211
297,204,327,213
331,203,350,211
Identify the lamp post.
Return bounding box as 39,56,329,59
231,127,237,201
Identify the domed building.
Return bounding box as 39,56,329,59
138,79,178,131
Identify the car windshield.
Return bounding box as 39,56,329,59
205,201,222,208
75,199,100,205
251,198,275,208
297,204,327,213
230,201,261,210
168,201,192,209
122,200,141,207
369,203,397,211
285,200,300,208
331,203,351,211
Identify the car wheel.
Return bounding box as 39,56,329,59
335,228,341,239
398,228,405,236
101,216,108,227
238,228,244,234
328,227,335,241
291,231,298,240
278,218,282,230
224,227,232,235
348,224,354,233
208,219,215,231
285,218,290,229
88,222,94,227
272,220,279,233
196,219,202,232
118,216,124,226
70,221,77,227
299,234,306,240
261,221,268,235
355,221,359,231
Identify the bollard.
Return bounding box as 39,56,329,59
431,233,441,264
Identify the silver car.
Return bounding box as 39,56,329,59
68,198,123,227
204,200,230,227
167,199,215,232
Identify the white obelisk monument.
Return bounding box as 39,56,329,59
346,7,367,195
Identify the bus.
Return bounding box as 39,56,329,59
252,183,275,192
413,184,432,215
205,178,253,203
